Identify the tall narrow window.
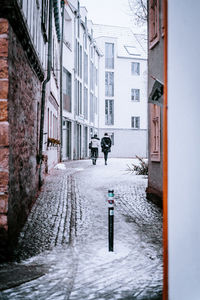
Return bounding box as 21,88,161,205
150,104,160,161
131,89,140,101
84,53,88,84
80,45,82,78
105,43,114,69
50,111,52,137
105,100,114,125
80,82,82,115
131,62,140,75
90,62,94,91
77,42,80,76
90,93,94,123
63,68,72,112
105,72,114,96
131,116,140,129
149,0,160,48
84,87,88,120
41,0,48,41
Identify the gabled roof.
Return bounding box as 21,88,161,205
93,24,147,59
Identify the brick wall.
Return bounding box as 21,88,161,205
0,18,42,260
0,18,9,260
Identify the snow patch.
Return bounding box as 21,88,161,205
54,163,66,170
92,242,130,264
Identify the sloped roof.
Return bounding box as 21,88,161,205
93,24,147,59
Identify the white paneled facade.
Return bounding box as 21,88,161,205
93,25,148,158
62,1,100,160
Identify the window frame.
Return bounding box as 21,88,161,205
105,42,114,69
63,68,72,113
131,62,140,76
105,99,114,125
131,88,140,101
150,104,161,161
131,116,140,129
105,71,114,97
149,0,160,49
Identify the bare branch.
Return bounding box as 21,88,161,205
128,0,147,26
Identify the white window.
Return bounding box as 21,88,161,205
80,45,82,78
131,116,140,129
105,100,114,125
110,132,114,145
84,87,88,120
90,93,94,123
105,72,114,96
63,68,72,112
90,62,94,91
131,62,140,75
84,53,88,84
131,89,140,101
105,43,114,69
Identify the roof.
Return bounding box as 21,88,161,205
93,24,147,59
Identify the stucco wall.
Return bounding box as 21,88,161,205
99,129,147,158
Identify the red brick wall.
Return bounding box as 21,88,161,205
0,18,42,259
0,18,9,258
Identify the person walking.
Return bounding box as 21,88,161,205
101,133,112,165
89,134,100,165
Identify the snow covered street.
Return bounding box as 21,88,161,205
0,158,163,300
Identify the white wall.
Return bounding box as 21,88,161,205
95,32,147,158
168,1,200,299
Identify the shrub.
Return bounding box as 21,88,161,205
126,155,148,175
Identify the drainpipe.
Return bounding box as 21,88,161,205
38,0,53,187
60,0,65,161
163,0,168,298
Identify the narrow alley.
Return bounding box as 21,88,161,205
0,159,162,300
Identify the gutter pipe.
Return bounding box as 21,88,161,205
60,0,65,161
38,0,53,187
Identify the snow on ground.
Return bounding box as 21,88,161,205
0,158,162,300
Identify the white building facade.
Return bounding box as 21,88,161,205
62,1,100,160
93,25,148,158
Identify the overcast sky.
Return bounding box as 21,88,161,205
80,0,133,28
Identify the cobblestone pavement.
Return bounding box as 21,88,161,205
0,158,163,300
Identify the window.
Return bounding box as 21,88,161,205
90,62,94,91
95,96,98,114
84,53,88,84
95,68,98,85
90,93,94,123
149,0,160,49
77,1,80,38
131,116,140,129
150,104,160,161
105,100,114,125
124,46,141,56
131,62,140,75
63,68,72,112
80,82,82,115
64,16,72,49
105,43,114,69
90,46,94,59
41,0,48,41
110,132,114,145
84,17,87,49
105,72,114,96
131,89,140,101
84,87,88,120
80,45,82,78
77,42,80,76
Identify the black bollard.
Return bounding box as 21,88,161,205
108,190,114,252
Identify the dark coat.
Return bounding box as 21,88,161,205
101,136,112,152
